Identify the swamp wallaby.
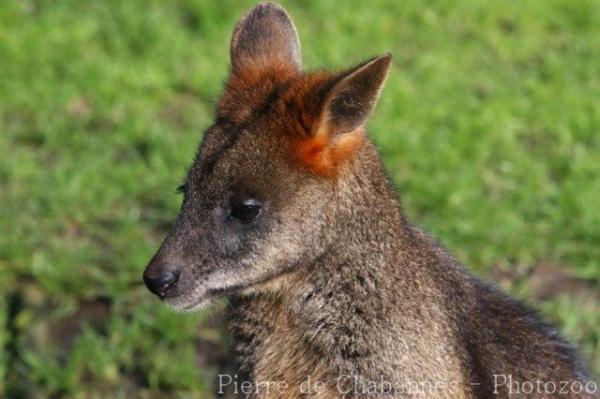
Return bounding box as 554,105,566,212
143,2,597,398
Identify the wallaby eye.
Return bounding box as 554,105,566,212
230,199,262,223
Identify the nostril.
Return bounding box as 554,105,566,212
143,268,181,299
158,270,180,296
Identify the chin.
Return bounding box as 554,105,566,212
164,293,213,313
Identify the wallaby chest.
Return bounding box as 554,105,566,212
229,293,337,398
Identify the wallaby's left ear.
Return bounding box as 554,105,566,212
230,1,302,75
320,53,392,135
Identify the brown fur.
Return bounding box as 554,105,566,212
143,2,598,398
219,65,368,178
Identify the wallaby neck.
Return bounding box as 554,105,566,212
330,139,408,249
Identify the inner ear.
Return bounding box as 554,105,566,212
290,54,392,177
322,54,392,135
230,2,302,75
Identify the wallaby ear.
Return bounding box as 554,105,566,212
230,2,301,75
320,54,392,135
293,54,391,177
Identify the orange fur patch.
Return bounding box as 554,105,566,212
294,126,364,177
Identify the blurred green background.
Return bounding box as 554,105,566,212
1,0,598,397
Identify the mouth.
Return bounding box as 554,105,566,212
162,281,249,312
161,281,214,312
159,266,279,312
164,293,212,312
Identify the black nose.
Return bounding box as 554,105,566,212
143,268,181,299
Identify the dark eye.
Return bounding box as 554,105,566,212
230,199,262,223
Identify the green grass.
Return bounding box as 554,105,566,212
1,0,598,396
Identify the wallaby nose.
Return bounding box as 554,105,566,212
143,267,181,299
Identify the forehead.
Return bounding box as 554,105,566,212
218,67,333,133
186,119,287,200
185,69,335,195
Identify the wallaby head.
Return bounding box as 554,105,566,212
143,2,391,310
